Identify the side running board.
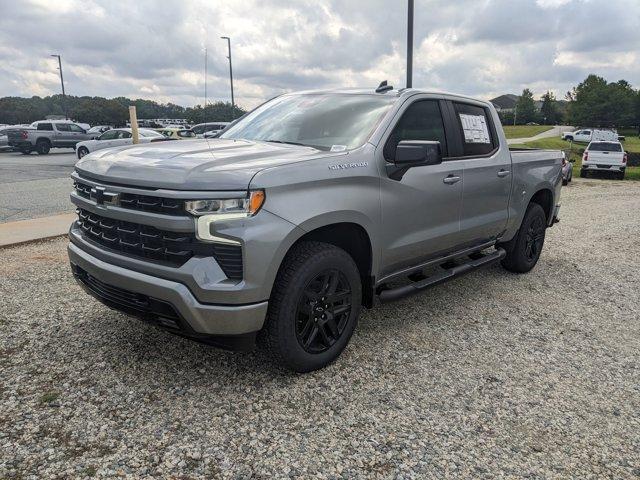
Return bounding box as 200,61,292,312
378,248,506,303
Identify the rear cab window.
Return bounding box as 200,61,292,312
588,142,622,152
37,123,53,131
452,102,497,157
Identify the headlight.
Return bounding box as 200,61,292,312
185,190,265,217
188,190,265,244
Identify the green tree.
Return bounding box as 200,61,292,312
515,89,536,125
185,101,246,124
567,74,637,127
540,91,559,125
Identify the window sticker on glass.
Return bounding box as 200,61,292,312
459,113,490,144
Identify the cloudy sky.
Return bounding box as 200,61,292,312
0,0,638,109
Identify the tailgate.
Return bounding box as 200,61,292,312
587,151,624,165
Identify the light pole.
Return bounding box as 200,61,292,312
204,47,208,124
50,54,67,119
220,36,235,111
406,0,414,88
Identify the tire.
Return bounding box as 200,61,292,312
568,170,572,183
499,203,547,273
565,136,573,142
77,147,89,159
618,171,625,180
261,241,362,372
580,169,587,178
36,140,51,155
562,177,568,186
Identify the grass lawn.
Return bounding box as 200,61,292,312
511,135,640,181
502,125,554,139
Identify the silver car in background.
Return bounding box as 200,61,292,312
75,128,165,159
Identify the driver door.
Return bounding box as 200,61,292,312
378,98,464,277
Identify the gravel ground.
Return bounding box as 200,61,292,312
1,178,639,479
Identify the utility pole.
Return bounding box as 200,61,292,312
406,0,414,88
221,36,235,111
50,54,67,119
204,47,208,124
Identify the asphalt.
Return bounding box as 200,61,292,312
0,148,76,223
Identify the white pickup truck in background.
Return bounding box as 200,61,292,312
580,141,627,179
562,128,624,143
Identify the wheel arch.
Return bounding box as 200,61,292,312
273,220,376,308
528,188,554,223
36,137,52,146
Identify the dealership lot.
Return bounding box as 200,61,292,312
0,149,76,223
1,179,638,478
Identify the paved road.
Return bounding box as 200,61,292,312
0,149,76,223
506,125,574,145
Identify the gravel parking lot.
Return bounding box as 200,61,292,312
1,179,639,479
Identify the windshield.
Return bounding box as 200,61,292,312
589,142,622,152
219,93,396,151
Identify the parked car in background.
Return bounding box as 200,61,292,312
562,128,622,143
75,128,165,159
68,87,563,372
561,153,572,185
7,121,92,154
87,125,112,139
580,141,627,179
191,122,230,138
157,128,196,140
0,127,11,151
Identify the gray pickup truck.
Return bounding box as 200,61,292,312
8,120,92,154
68,87,562,372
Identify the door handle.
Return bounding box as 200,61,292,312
443,175,461,185
497,169,511,178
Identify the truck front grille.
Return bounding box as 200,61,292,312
73,181,184,216
75,208,243,279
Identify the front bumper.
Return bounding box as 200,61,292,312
68,241,268,337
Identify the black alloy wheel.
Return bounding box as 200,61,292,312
295,269,353,353
524,215,545,262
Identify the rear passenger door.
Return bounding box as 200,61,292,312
52,123,72,146
446,101,511,245
378,98,465,276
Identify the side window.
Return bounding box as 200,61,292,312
121,131,132,139
383,100,448,160
69,124,84,132
55,123,70,132
37,123,53,131
452,102,496,156
583,130,591,136
99,130,119,140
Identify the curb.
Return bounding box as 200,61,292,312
0,213,75,248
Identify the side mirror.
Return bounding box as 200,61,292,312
395,140,442,166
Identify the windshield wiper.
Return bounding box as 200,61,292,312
263,139,310,147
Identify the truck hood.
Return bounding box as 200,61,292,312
75,138,332,190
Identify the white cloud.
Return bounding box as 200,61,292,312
0,0,637,109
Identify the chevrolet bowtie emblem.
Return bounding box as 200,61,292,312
90,185,119,206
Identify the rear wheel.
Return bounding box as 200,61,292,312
567,169,572,183
618,170,625,180
580,169,587,178
36,140,50,155
261,241,362,372
500,203,547,273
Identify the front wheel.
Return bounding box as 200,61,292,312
261,241,362,372
77,147,89,159
499,203,547,273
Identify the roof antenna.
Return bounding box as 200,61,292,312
375,80,393,93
